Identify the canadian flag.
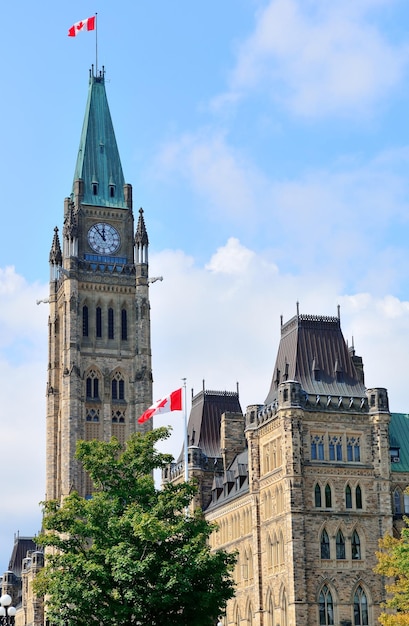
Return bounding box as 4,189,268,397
68,16,96,37
138,388,182,424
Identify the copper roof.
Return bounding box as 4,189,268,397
265,313,366,405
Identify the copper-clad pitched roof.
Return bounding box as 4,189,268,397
265,313,366,406
180,389,242,461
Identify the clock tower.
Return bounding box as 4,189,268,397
46,68,153,501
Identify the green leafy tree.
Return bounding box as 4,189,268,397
34,428,236,626
376,526,409,625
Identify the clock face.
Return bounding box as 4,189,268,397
87,223,121,254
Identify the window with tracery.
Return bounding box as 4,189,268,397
321,529,330,559
112,372,125,401
394,488,402,514
319,585,334,625
315,483,322,507
86,370,99,400
108,307,114,339
346,484,352,509
356,485,363,509
336,530,345,560
354,586,368,625
352,530,361,560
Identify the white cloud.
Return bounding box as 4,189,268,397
221,0,409,117
0,267,47,571
156,130,264,220
155,129,409,293
205,237,257,275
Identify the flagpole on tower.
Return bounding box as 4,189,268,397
182,378,188,482
95,13,98,75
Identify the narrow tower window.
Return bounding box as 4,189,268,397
356,485,363,509
86,370,99,400
325,484,332,508
121,309,127,340
82,306,89,337
314,484,322,508
319,584,334,625
112,373,125,401
96,306,102,338
320,529,330,560
345,485,352,509
354,586,368,625
352,531,361,560
336,530,345,560
108,307,114,339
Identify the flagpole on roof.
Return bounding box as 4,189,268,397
182,378,188,482
95,13,98,75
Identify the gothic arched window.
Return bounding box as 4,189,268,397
319,584,334,625
394,488,402,514
321,529,330,560
325,484,332,508
315,484,322,508
352,530,361,560
108,307,114,339
354,586,368,625
82,305,89,337
96,306,102,338
336,530,345,560
86,370,99,400
356,484,363,509
345,484,352,509
121,308,128,341
112,372,125,401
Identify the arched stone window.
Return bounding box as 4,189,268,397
354,586,368,625
86,369,99,400
352,530,361,560
112,372,125,401
121,308,127,340
321,529,330,559
345,484,352,509
356,484,363,509
108,307,114,339
325,484,332,508
315,483,322,507
96,306,102,338
394,488,402,514
265,591,274,626
336,530,345,560
82,305,89,337
319,584,334,625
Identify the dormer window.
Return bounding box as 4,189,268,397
390,447,400,464
92,183,98,195
109,184,116,198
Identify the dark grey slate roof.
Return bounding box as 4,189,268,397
178,389,242,462
265,313,366,406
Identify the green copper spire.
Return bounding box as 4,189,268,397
73,68,127,208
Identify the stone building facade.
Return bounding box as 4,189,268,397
46,67,153,501
164,312,409,626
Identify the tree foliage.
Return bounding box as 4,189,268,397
34,428,236,626
376,524,409,626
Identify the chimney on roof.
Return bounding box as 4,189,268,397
220,411,246,472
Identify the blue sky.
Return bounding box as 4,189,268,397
1,0,409,572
